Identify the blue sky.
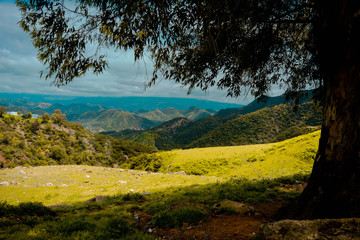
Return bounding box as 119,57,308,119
0,1,284,104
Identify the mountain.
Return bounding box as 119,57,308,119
188,102,322,148
215,90,313,117
0,113,154,168
0,96,216,132
0,93,244,111
106,100,322,150
0,98,106,115
67,109,159,132
138,106,213,122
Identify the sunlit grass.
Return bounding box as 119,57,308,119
0,165,221,205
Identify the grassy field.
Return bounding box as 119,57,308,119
127,130,320,179
0,131,320,206
0,166,220,206
0,132,319,239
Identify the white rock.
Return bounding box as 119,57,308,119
18,170,25,174
85,175,90,178
43,182,53,187
118,181,127,184
60,184,68,187
0,182,9,186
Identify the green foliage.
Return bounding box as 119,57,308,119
0,201,55,217
153,207,207,228
104,217,133,238
51,109,67,125
41,113,51,123
0,106,6,117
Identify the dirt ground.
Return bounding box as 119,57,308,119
133,201,284,240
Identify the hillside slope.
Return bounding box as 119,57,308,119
123,130,321,179
0,114,153,168
68,109,159,132
189,102,321,148
138,106,213,122
110,101,321,150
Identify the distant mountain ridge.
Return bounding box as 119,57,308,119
0,96,217,132
0,93,244,111
104,91,321,150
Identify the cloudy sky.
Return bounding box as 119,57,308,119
0,1,284,105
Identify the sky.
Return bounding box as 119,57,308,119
0,1,283,105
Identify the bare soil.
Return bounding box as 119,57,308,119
132,201,285,240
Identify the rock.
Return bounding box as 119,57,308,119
10,180,17,185
18,170,26,174
86,195,107,203
259,218,360,240
118,180,127,184
141,191,150,195
169,171,187,175
0,181,9,186
43,182,53,186
212,200,254,215
60,184,68,187
85,175,90,178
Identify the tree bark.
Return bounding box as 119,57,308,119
275,0,360,219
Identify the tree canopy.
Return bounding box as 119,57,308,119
17,0,318,98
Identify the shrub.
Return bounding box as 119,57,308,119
104,217,132,238
122,193,145,202
56,216,96,237
17,202,55,217
153,207,207,228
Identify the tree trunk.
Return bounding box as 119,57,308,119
275,0,360,219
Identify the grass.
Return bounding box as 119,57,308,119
0,173,308,239
126,130,320,179
0,131,319,239
0,165,221,205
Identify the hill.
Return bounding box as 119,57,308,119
120,130,320,179
188,102,322,148
0,113,154,168
108,101,321,150
138,106,213,122
215,90,313,117
67,109,159,132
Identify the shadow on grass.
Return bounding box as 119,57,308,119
0,173,309,239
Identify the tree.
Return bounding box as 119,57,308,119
22,112,32,119
41,112,51,123
51,109,67,125
17,0,360,219
0,106,6,118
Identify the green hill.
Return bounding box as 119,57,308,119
138,106,213,122
0,113,154,168
188,102,322,148
122,130,321,179
70,109,159,132
109,102,321,150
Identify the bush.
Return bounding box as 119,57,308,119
56,216,96,237
0,201,55,217
153,207,207,228
104,217,132,238
17,202,55,217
